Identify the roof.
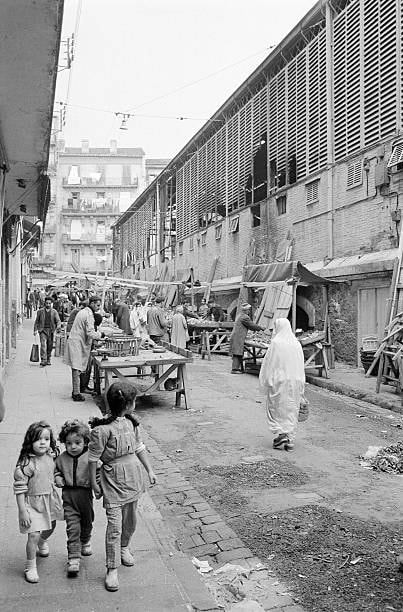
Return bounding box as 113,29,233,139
0,0,64,219
146,158,171,167
62,147,145,157
306,248,398,279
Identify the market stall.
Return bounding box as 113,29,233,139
240,261,336,377
187,320,234,360
92,341,193,409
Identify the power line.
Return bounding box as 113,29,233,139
123,47,274,114
58,44,274,128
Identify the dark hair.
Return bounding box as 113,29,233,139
79,301,87,308
17,420,59,471
88,295,101,304
93,312,103,329
59,419,90,445
90,382,139,430
45,297,53,303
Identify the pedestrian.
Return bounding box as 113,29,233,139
229,302,265,374
88,381,156,592
79,311,103,394
25,289,33,319
171,305,189,349
13,420,63,583
33,296,61,367
146,296,167,344
259,318,305,451
54,419,94,577
208,299,224,322
116,298,132,335
66,301,86,337
63,295,108,402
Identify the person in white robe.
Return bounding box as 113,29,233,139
259,318,305,451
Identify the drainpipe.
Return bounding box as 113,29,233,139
325,0,334,259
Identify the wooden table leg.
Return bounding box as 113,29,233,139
94,361,101,395
104,369,112,392
322,346,329,379
375,352,384,393
175,363,190,410
206,332,211,361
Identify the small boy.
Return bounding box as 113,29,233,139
55,419,95,576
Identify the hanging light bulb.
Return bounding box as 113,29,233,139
115,112,131,131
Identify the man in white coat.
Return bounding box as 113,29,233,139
64,296,107,401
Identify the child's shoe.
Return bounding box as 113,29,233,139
121,547,135,566
37,539,49,557
81,541,92,556
67,558,80,577
105,568,119,591
25,560,39,583
273,433,288,450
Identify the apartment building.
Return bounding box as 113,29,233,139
113,0,403,363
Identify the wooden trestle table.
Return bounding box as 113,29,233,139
93,342,193,410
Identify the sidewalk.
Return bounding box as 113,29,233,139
0,320,218,612
307,361,403,415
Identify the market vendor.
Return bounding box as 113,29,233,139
229,303,265,374
63,296,110,401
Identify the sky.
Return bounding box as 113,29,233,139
57,0,316,160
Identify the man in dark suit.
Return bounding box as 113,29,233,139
33,296,61,366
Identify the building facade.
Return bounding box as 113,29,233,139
113,0,403,363
38,142,170,275
0,0,63,373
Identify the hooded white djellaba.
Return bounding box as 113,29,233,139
259,318,305,441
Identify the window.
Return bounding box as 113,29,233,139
189,237,194,251
71,192,80,199
201,231,207,246
215,224,222,240
276,195,287,216
229,215,239,233
251,204,261,227
347,161,362,189
178,241,183,255
388,143,403,168
96,192,105,199
306,180,319,205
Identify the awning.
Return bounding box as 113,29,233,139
243,261,334,287
183,275,242,296
306,248,398,279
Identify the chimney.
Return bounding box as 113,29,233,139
81,140,89,154
110,140,117,154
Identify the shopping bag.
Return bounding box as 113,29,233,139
30,343,39,363
298,395,309,422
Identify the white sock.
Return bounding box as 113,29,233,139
25,558,37,571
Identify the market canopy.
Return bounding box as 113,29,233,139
243,261,336,287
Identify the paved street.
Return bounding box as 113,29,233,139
0,321,218,612
1,320,403,611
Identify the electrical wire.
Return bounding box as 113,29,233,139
123,47,274,114
56,45,274,125
63,0,83,126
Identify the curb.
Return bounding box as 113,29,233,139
306,375,403,415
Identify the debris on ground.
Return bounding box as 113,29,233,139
192,556,213,574
360,442,403,473
205,563,287,610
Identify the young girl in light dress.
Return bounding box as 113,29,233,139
88,381,156,592
14,420,63,583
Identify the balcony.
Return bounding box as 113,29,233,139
62,176,138,188
61,232,113,244
31,255,55,266
62,197,121,215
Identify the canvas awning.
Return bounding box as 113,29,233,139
243,261,335,287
